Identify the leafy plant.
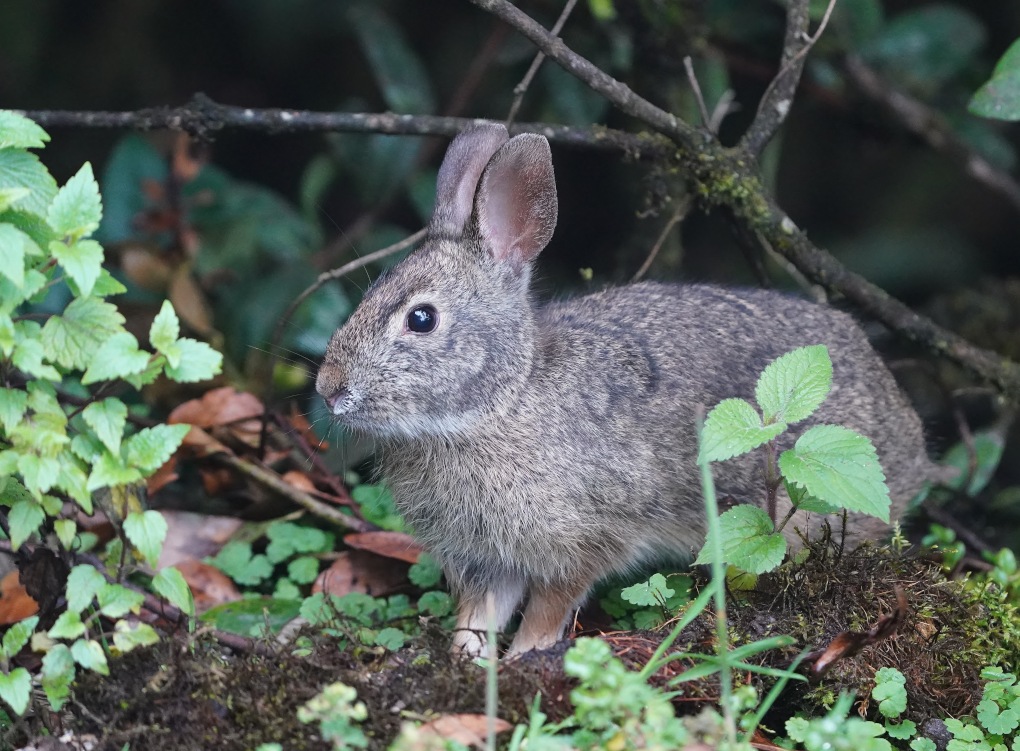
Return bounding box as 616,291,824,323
697,345,891,574
298,681,370,750
0,110,218,717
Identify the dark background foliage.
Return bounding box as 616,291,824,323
4,0,1020,548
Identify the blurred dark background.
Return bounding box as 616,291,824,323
3,0,1020,548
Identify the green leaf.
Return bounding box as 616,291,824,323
111,621,160,653
287,555,320,585
65,564,107,613
0,223,32,288
620,573,675,607
152,566,195,616
779,425,891,521
54,518,77,549
699,398,784,463
374,627,406,651
909,738,936,751
0,187,31,213
50,238,104,297
0,667,32,715
695,504,787,574
755,345,832,424
970,39,1020,122
47,162,102,240
82,398,127,456
417,591,453,617
70,638,109,675
163,338,222,383
0,111,50,150
97,583,145,618
41,644,75,711
149,300,180,355
785,479,840,514
1,615,39,659
48,610,86,640
352,484,405,532
123,423,190,473
859,5,985,94
12,336,61,381
0,313,13,355
0,387,28,434
978,697,1020,735
873,666,908,718
941,431,1006,497
82,331,151,384
200,597,302,636
265,522,332,563
123,510,168,568
40,295,126,371
407,553,442,588
86,450,143,491
210,541,274,586
0,149,58,216
8,498,44,548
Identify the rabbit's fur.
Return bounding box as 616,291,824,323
317,123,936,657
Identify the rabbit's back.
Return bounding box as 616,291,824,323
383,281,932,593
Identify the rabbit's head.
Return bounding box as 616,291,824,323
316,123,558,439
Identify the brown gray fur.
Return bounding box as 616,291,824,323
316,123,936,657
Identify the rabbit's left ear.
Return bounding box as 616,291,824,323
474,134,558,272
431,123,510,237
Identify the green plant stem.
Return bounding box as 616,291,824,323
486,592,497,751
698,453,738,746
764,440,780,526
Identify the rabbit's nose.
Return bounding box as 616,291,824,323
323,386,352,415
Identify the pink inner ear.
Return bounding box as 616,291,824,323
476,134,558,271
431,124,509,236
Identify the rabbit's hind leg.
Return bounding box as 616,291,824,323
451,573,527,659
507,577,593,656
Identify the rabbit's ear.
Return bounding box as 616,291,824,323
431,123,510,236
475,134,557,271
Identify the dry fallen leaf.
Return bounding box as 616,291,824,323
171,558,241,613
342,531,423,564
808,587,908,678
158,510,244,569
417,714,512,748
0,571,39,625
313,551,411,598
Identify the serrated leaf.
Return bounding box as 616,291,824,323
755,345,832,424
699,398,784,463
97,583,145,618
86,450,142,491
41,644,74,711
0,387,28,434
149,300,180,356
0,187,31,213
970,39,1020,122
374,627,406,651
152,566,195,616
47,162,102,240
8,498,44,548
123,423,190,473
417,591,452,617
0,313,13,355
54,518,77,549
66,564,106,613
163,337,222,383
123,510,167,568
48,610,86,640
112,621,159,653
0,223,32,288
620,573,675,607
695,504,787,574
91,267,127,297
0,149,58,216
0,667,32,715
2,615,39,659
82,331,151,384
12,336,61,381
82,398,127,456
50,238,104,297
40,295,125,371
0,111,49,149
785,479,840,514
779,424,891,521
70,638,109,675
57,460,91,513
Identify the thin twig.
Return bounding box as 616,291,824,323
742,0,838,156
505,0,580,125
683,57,712,131
632,194,692,281
843,55,1020,213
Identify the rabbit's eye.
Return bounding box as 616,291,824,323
406,305,439,334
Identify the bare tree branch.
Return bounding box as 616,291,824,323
506,0,580,125
18,94,669,158
468,0,1020,400
843,55,1020,213
742,0,813,155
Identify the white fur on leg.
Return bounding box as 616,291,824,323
451,575,526,658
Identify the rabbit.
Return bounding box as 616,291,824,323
316,122,938,657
